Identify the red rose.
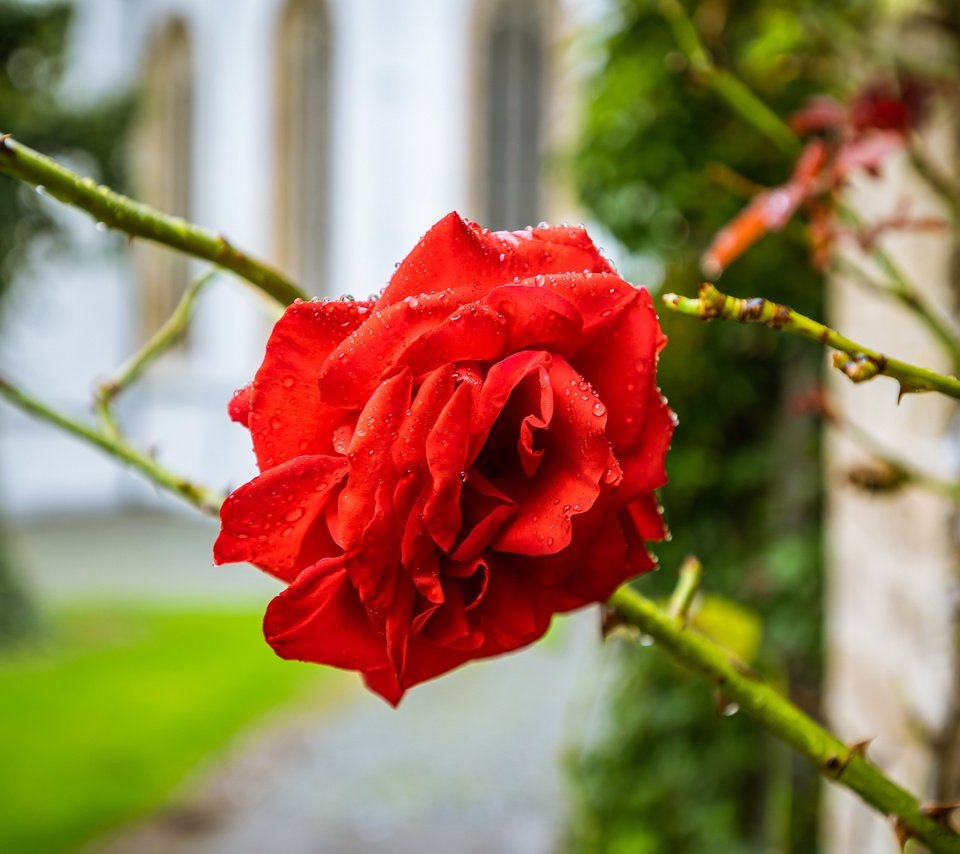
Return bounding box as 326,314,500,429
215,213,674,704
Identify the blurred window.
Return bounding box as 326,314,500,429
480,0,547,230
131,18,193,342
275,0,332,296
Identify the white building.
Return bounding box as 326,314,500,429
0,0,597,516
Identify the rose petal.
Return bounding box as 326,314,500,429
214,454,348,581
397,304,508,379
317,295,458,409
392,364,456,475
624,493,668,541
228,383,253,426
380,213,615,309
264,557,389,670
478,568,555,649
448,472,517,562
517,366,553,478
538,272,637,336
481,284,583,355
554,509,653,604
618,391,675,500
419,560,488,650
571,287,666,452
337,368,412,554
423,381,476,550
469,350,553,461
490,356,615,555
361,639,474,707
248,299,374,469
401,486,445,603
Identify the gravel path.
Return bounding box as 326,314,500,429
96,613,606,854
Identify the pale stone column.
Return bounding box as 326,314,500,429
823,114,959,851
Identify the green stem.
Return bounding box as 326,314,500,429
833,254,960,374
607,584,960,853
663,284,960,399
0,375,224,516
0,134,306,307
667,555,702,624
95,268,218,435
658,0,801,156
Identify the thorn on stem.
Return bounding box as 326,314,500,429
892,816,912,851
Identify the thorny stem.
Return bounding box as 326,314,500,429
657,0,801,156
0,133,306,307
663,283,960,399
0,375,224,516
607,583,960,853
95,268,218,437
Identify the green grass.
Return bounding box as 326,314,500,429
0,605,341,853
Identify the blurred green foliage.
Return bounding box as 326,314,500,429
0,605,337,854
566,1,874,851
0,1,131,644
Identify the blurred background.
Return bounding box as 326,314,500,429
1,0,958,852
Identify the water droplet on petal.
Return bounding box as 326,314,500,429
284,508,304,522
592,401,606,417
282,376,295,388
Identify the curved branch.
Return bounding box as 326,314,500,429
0,133,306,307
608,583,960,853
663,284,960,399
0,375,224,515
